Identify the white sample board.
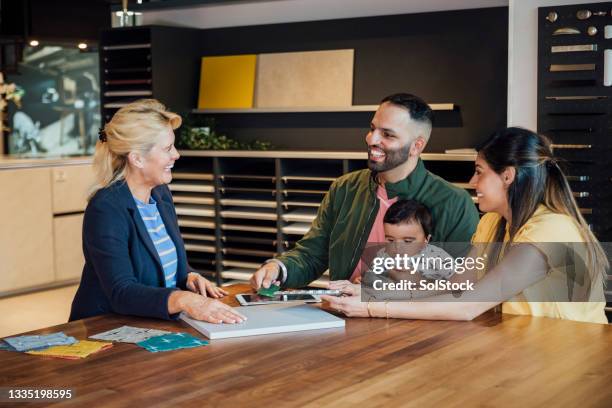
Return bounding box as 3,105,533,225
180,303,345,339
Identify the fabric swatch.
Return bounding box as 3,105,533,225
0,341,16,351
258,284,280,298
90,326,171,343
4,332,77,352
26,340,113,359
136,333,208,353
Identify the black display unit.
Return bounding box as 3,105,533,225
538,2,612,320
99,25,201,123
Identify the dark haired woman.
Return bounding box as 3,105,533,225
324,127,608,324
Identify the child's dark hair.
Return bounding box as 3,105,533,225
383,199,433,237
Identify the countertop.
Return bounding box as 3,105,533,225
0,155,93,170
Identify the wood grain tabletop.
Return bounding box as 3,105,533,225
0,284,610,407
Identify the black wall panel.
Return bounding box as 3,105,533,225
192,7,508,152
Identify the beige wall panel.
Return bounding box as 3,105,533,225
51,165,95,214
0,168,55,292
53,214,84,281
255,49,354,108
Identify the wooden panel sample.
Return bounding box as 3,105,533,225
198,55,257,109
255,49,354,107
53,214,85,281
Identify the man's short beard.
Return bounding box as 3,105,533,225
367,142,411,173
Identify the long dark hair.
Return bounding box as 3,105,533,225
478,127,608,280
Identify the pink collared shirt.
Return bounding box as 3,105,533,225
348,184,398,283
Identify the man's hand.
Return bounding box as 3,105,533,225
250,262,281,290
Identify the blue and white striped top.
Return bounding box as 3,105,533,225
134,196,178,288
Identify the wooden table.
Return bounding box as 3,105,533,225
1,284,611,407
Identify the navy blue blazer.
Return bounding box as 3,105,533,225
69,181,191,321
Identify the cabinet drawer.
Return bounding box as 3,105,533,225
0,168,54,293
53,214,85,281
52,165,95,214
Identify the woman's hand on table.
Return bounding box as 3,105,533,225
328,280,361,296
169,291,247,324
186,272,228,298
320,294,369,317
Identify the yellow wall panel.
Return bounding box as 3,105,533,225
198,55,257,109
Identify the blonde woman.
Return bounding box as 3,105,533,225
70,99,245,324
324,127,608,324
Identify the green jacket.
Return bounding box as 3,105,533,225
278,159,480,288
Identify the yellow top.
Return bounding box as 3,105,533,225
472,205,607,324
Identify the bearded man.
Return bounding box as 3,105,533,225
251,93,479,289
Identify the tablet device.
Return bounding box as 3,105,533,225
236,293,320,306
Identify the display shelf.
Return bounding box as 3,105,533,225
181,232,215,241
174,204,215,218
104,90,153,97
104,79,152,86
282,200,321,208
282,189,327,196
222,260,262,269
184,242,216,253
100,26,201,122
172,194,215,205
103,43,151,51
220,187,276,195
172,172,214,181
178,217,215,229
222,236,277,246
282,175,337,183
220,207,277,221
281,208,318,223
220,268,255,281
219,198,277,208
282,222,312,235
169,153,480,286
221,224,278,234
219,174,276,182
222,248,276,258
538,3,611,246
169,182,214,193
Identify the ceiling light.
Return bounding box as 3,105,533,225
29,40,39,47
78,43,88,50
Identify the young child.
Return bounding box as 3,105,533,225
378,199,454,282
